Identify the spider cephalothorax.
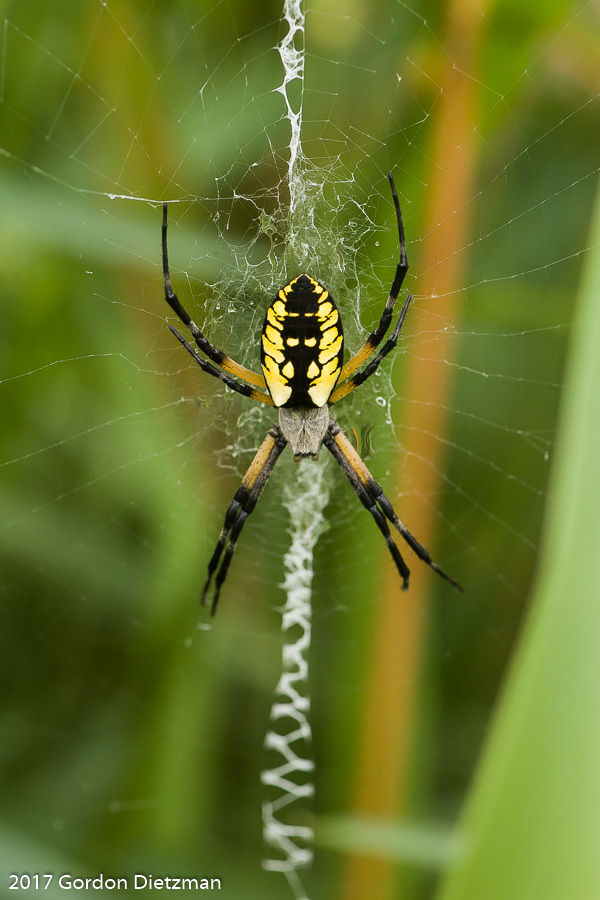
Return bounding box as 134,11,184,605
162,174,461,613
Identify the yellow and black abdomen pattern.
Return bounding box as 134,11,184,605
261,274,344,408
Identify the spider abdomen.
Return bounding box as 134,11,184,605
261,274,344,408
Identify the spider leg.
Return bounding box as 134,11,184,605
324,424,411,588
162,204,268,391
337,172,409,384
325,422,462,592
203,424,287,614
368,477,462,591
329,292,411,404
169,324,274,404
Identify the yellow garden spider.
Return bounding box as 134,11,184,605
162,174,461,613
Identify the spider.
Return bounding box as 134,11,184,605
162,174,462,614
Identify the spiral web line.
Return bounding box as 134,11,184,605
261,460,330,900
260,4,334,897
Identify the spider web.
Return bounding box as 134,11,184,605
1,2,598,899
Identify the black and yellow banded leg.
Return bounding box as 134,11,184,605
368,473,463,591
202,424,287,613
336,173,409,385
324,422,462,592
169,325,274,405
324,424,411,587
162,204,268,391
329,293,411,404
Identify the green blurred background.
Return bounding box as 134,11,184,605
1,1,599,898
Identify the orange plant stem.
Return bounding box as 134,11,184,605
340,2,485,898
